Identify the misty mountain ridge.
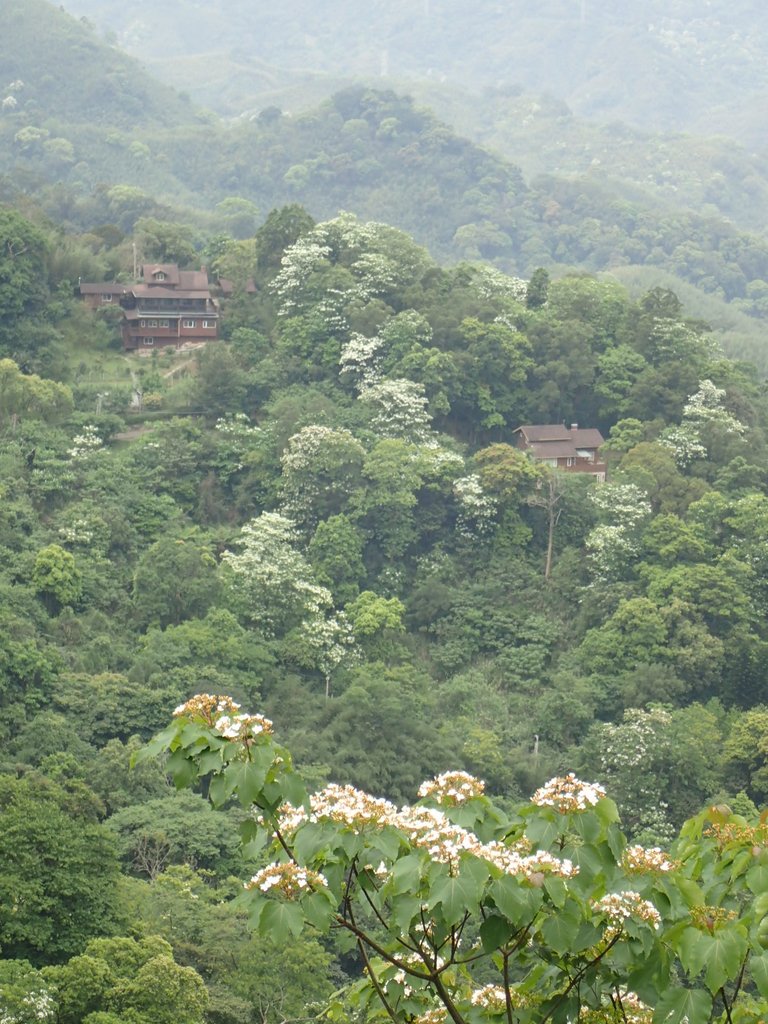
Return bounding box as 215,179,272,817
60,0,768,144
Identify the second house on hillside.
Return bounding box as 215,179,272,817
514,423,606,480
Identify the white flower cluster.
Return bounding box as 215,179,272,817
600,708,671,772
657,424,707,467
592,891,661,933
359,378,432,440
222,512,334,633
0,990,56,1024
532,774,606,813
418,770,485,804
590,483,651,524
472,266,528,303
339,331,385,389
278,784,398,834
302,612,359,679
58,518,95,545
216,711,274,741
470,985,507,1011
215,413,261,438
173,696,274,743
281,425,364,474
413,1009,447,1024
470,984,530,1011
174,693,243,721
271,213,425,317
683,379,747,436
68,424,104,460
478,844,577,881
246,862,328,898
275,782,575,878
587,483,652,581
396,805,487,865
622,845,675,873
270,235,332,314
453,474,497,537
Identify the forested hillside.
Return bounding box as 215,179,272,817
2,197,768,1020
6,3,768,373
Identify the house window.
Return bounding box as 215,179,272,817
566,457,574,467
148,319,158,327
182,319,196,328
143,337,155,346
102,293,112,302
154,271,166,281
202,319,214,328
140,320,146,328
160,319,170,328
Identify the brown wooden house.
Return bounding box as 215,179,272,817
119,264,220,351
514,423,607,480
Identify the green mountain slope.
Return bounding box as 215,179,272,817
5,4,768,367
0,0,199,130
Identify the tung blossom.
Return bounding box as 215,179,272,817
246,862,328,898
418,770,485,804
532,773,606,812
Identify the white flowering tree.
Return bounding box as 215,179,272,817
221,513,333,636
658,379,746,467
140,697,768,1024
280,425,366,525
221,514,357,695
359,379,433,442
586,483,652,582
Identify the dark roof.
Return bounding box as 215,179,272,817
141,263,181,286
572,428,604,449
77,282,127,294
515,424,572,442
516,424,605,454
529,441,579,459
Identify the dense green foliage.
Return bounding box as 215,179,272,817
2,193,768,1020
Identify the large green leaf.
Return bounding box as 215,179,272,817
429,866,485,925
700,928,748,994
653,987,711,1024
490,875,543,925
751,950,768,999
389,853,423,895
540,908,582,955
479,913,514,952
747,862,768,895
260,899,304,942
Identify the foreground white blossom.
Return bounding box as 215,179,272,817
418,770,485,804
275,781,575,879
593,891,661,933
622,845,675,873
246,862,328,898
532,774,606,812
